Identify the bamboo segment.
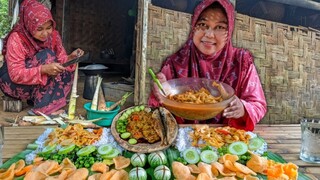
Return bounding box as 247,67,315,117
91,76,103,110
68,63,79,120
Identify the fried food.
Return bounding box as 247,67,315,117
168,87,223,104
126,111,161,143
152,109,167,145
189,125,251,148
46,124,102,146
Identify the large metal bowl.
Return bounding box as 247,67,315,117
79,64,108,76
158,78,235,120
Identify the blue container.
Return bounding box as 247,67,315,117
84,102,120,127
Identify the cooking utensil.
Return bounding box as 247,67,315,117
62,53,89,67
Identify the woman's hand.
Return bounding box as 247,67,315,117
222,96,245,119
152,72,167,102
41,63,65,76
68,48,84,60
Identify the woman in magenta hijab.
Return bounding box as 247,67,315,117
0,0,84,115
149,0,267,131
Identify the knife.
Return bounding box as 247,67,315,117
62,53,88,67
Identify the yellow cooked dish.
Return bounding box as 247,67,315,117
168,87,223,104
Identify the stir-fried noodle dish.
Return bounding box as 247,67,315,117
168,82,224,104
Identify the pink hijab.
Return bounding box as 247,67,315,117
2,0,58,59
160,0,253,96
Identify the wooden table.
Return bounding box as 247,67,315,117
2,125,320,179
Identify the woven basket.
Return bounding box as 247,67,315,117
136,4,320,124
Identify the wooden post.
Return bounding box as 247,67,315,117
134,0,150,105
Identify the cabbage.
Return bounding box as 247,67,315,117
148,151,167,168
154,165,171,180
129,167,147,180
131,153,147,167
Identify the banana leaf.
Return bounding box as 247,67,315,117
266,151,312,180
0,149,32,169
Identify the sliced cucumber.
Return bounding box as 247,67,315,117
58,144,76,155
97,144,113,155
139,105,145,111
248,137,264,151
182,148,200,164
76,145,96,156
128,138,137,145
101,148,120,159
134,106,140,112
121,132,131,139
200,150,218,164
228,141,248,156
42,144,57,155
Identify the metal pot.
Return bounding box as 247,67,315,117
79,64,108,99
79,64,108,76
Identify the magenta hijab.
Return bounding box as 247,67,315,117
160,0,253,96
2,0,58,59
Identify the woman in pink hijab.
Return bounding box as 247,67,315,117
0,0,84,115
149,0,267,131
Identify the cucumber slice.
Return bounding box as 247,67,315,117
183,148,200,164
120,132,131,139
42,144,57,155
248,137,264,151
97,144,113,155
128,138,137,145
101,148,120,159
200,150,218,164
134,106,140,112
58,144,76,155
76,145,96,156
228,141,248,155
139,105,145,111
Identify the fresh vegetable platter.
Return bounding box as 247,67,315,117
111,105,178,153
0,123,310,179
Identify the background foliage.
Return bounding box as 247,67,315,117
0,0,12,38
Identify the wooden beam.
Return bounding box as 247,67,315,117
134,0,150,105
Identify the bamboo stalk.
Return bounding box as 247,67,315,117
105,92,133,111
68,63,79,120
91,76,103,110
98,86,107,111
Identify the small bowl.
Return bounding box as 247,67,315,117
158,78,235,120
84,102,120,126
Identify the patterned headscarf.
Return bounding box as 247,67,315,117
2,0,58,59
161,0,252,95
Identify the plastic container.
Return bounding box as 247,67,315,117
84,102,120,126
158,78,235,120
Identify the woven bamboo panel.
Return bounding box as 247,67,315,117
141,4,320,124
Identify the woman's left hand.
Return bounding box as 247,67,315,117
68,48,84,60
222,96,245,119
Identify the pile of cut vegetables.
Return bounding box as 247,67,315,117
0,124,308,180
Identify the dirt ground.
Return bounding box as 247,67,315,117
0,74,125,126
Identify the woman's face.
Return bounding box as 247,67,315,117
32,21,53,41
193,7,228,55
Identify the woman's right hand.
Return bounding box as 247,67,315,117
41,63,65,76
152,72,167,102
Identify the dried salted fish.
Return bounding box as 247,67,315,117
159,107,176,143
152,109,168,145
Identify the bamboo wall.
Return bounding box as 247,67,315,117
134,4,320,124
